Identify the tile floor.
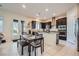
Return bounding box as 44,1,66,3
0,32,79,56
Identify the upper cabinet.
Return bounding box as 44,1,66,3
56,17,67,28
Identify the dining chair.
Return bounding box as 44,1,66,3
30,34,44,56
17,35,30,55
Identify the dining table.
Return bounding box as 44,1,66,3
21,34,44,56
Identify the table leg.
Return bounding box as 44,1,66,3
28,44,31,56
21,46,23,55
43,39,44,52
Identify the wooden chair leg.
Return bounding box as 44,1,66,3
35,48,36,56
41,46,42,54
28,45,31,56
43,39,44,52
21,46,23,55
17,41,19,47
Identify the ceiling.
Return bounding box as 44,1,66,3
0,3,76,19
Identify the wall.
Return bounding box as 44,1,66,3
0,9,31,42
77,4,79,18
67,5,77,45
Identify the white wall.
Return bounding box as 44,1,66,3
77,4,79,18
0,9,29,42
67,5,77,45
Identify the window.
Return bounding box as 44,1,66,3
13,20,19,35
0,16,3,32
21,21,25,34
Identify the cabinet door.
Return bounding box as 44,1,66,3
32,21,36,29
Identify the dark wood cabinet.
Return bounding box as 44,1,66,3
41,22,51,32
56,17,67,28
56,17,67,41
32,21,36,29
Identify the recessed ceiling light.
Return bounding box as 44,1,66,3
22,4,26,8
45,8,48,11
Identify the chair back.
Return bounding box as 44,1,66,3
34,34,43,45
35,33,43,39
22,32,28,35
